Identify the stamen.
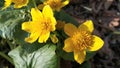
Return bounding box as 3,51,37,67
72,31,93,51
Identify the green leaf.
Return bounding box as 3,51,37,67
54,10,79,26
8,44,59,68
85,51,96,61
0,9,27,40
13,22,29,45
38,0,45,2
0,0,4,8
60,51,74,61
54,10,79,61
80,61,91,68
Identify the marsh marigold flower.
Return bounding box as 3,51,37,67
63,20,104,64
38,0,69,11
22,5,56,43
2,0,28,9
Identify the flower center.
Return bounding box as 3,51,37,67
41,18,51,31
72,31,93,51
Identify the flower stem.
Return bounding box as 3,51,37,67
7,40,16,50
0,51,14,65
32,0,37,7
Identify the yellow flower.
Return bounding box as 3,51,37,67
38,0,69,11
22,5,56,43
63,20,104,64
2,0,28,9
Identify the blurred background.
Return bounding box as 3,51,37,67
0,0,120,68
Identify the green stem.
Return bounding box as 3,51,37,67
0,51,14,65
32,0,37,7
7,40,16,50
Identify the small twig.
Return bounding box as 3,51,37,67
92,1,104,13
94,22,114,31
113,31,120,34
81,5,92,11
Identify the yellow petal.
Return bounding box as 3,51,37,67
42,5,53,18
74,50,86,64
64,23,77,36
88,35,104,51
63,38,73,52
22,22,32,33
31,8,43,21
61,0,69,7
50,17,57,31
14,4,23,8
79,20,94,33
13,0,28,8
25,32,40,43
2,0,12,10
38,32,50,43
50,34,58,44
